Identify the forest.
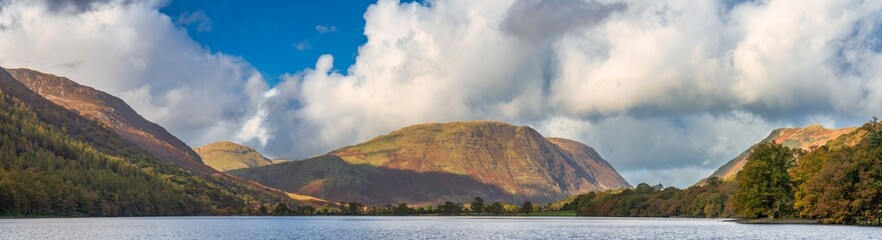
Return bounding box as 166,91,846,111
0,85,294,217
563,120,882,225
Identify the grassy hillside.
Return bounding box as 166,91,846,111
195,141,274,172
7,68,208,173
231,121,630,205
0,68,292,217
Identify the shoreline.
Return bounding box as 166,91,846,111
725,218,820,225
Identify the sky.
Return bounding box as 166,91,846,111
159,0,374,82
1,0,881,187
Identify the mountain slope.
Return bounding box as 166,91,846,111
196,141,274,172
6,68,207,173
0,67,292,216
546,137,631,190
704,125,856,183
230,121,630,204
789,122,882,224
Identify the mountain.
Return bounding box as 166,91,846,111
195,141,274,172
545,137,631,190
702,125,856,183
0,67,292,216
5,68,208,173
230,121,630,205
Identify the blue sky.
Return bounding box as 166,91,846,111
160,0,375,84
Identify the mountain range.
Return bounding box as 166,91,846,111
12,66,866,213
0,67,634,211
222,121,631,205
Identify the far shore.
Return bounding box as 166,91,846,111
726,218,820,225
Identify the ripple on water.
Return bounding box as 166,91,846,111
0,217,879,240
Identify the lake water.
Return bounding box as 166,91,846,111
0,216,879,239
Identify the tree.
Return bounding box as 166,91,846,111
485,202,504,215
470,197,485,214
520,201,533,215
346,201,363,215
438,201,462,215
791,121,882,225
273,203,290,215
318,204,331,215
258,205,268,215
394,203,412,215
635,183,655,194
734,142,797,219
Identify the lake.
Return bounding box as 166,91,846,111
0,216,878,239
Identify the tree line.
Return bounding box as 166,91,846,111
238,198,545,216
564,119,882,225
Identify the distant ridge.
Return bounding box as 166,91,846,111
231,121,631,204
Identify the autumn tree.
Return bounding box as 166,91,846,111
734,142,798,219
792,121,882,225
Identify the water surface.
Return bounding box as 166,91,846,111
1,216,878,239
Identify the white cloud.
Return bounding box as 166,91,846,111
3,0,882,187
0,0,267,147
294,40,312,51
315,25,337,35
251,0,882,187
537,111,777,186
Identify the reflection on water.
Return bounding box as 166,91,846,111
0,216,877,240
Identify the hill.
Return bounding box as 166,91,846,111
0,67,293,216
554,120,882,225
230,121,630,205
702,125,855,183
195,141,274,172
6,68,208,173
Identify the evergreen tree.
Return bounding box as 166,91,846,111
520,201,533,215
470,197,485,214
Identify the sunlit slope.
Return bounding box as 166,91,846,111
196,141,274,172
701,125,855,184
231,121,630,204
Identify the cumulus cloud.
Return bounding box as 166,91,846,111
0,0,266,147
501,0,626,42
3,0,882,187
538,111,778,186
40,0,128,13
248,0,882,186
